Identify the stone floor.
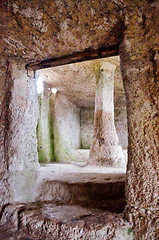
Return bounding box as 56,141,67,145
37,162,126,212
39,162,126,183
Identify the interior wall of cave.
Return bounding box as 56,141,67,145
0,61,40,209
37,84,55,163
53,92,81,162
80,108,94,149
0,1,158,239
36,57,128,164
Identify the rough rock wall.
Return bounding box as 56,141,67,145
37,85,55,163
0,1,158,238
8,62,40,202
0,0,123,62
54,93,80,162
114,65,128,149
0,61,39,209
114,97,128,150
80,109,94,149
0,58,12,211
120,1,159,239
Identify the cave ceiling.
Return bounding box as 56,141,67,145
39,56,125,109
0,0,126,109
0,0,123,62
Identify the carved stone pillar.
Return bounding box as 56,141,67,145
89,61,125,167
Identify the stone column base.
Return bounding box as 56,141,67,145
89,145,125,167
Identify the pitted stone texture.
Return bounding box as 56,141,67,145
120,1,159,238
89,61,125,167
89,112,124,167
0,61,40,207
0,203,132,240
8,62,40,203
90,144,124,167
0,0,124,62
35,164,126,213
39,60,97,109
92,111,120,146
0,1,158,239
54,93,80,162
0,59,12,211
125,205,158,240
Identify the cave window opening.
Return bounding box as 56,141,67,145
35,56,128,166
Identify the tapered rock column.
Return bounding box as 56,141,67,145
89,62,124,167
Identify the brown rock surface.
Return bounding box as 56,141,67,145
0,203,130,240
39,56,125,109
0,0,123,62
0,0,158,239
120,1,159,239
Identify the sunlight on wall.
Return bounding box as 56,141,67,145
51,88,57,94
37,76,44,94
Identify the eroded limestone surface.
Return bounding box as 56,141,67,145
89,62,125,167
0,203,132,240
0,0,124,62
0,1,158,239
0,61,39,211
36,163,126,212
0,163,129,239
120,1,159,238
